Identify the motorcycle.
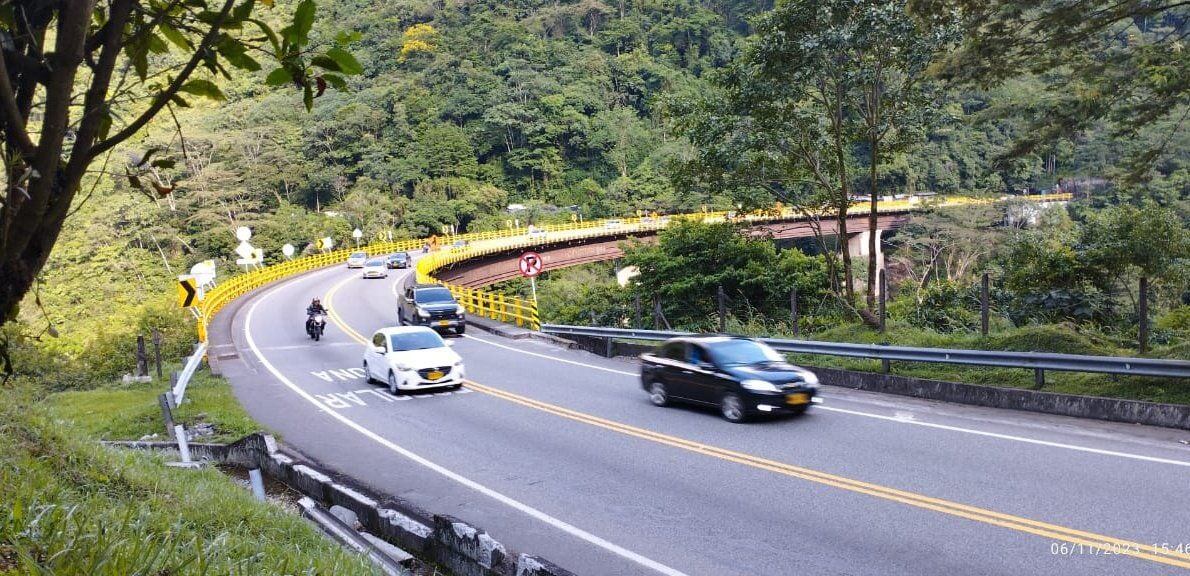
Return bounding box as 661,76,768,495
307,313,326,341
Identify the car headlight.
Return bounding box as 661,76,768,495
393,362,412,371
417,307,430,317
455,305,466,315
799,371,819,387
740,379,780,392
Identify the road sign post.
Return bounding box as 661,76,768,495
518,252,543,306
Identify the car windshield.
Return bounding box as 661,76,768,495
416,288,455,303
366,259,384,266
389,331,444,351
350,252,366,258
391,254,407,261
706,340,785,366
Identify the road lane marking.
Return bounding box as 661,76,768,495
254,270,690,576
464,334,1190,468
319,276,1190,570
464,334,637,375
463,380,1190,570
815,405,1190,468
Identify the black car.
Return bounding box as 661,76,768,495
640,336,819,422
397,283,466,335
386,252,411,269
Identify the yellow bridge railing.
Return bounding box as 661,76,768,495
192,193,1073,340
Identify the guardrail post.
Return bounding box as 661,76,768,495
980,272,990,336
159,393,175,437
1033,368,1045,390
790,287,799,337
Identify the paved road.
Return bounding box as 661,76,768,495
209,261,1190,576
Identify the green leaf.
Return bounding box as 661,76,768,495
286,0,316,47
218,36,261,71
325,47,363,75
322,73,347,90
302,83,313,111
97,110,112,140
179,79,226,101
250,19,282,54
311,55,341,72
265,67,291,86
159,24,193,51
231,0,256,23
334,30,362,46
146,33,169,54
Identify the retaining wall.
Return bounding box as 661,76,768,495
107,434,576,576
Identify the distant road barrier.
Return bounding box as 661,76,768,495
540,324,1190,380
189,193,1073,340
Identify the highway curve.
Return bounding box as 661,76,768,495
208,260,1190,576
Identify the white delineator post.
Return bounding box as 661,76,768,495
249,468,266,501
174,425,192,464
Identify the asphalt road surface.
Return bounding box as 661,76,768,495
209,261,1190,576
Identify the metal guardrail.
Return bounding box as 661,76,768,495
540,325,1190,379
172,342,209,404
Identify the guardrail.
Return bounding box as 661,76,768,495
189,193,1073,340
172,342,209,404
540,324,1190,379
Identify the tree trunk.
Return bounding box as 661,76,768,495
0,173,75,327
867,137,879,311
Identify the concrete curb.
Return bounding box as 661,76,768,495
558,333,1190,431
105,434,577,576
466,316,577,349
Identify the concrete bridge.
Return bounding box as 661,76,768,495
435,212,911,288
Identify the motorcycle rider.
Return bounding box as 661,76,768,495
306,298,327,334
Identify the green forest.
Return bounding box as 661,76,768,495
3,0,1187,378
0,0,1187,573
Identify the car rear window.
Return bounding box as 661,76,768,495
351,252,366,258
416,288,455,303
389,331,444,351
366,259,384,266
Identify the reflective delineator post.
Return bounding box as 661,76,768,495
249,469,266,501
174,425,192,464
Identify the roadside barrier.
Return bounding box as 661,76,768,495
190,193,1073,340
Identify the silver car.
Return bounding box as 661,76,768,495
362,258,388,279
346,251,368,268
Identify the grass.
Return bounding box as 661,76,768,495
0,381,379,576
45,366,262,443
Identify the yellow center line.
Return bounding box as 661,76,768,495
323,274,1190,570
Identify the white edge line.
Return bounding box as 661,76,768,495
244,274,690,576
464,333,1190,468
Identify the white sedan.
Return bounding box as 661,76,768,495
346,251,368,268
361,258,388,279
362,326,465,394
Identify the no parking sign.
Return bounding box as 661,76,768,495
519,252,543,277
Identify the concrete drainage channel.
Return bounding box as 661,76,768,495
106,434,574,576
